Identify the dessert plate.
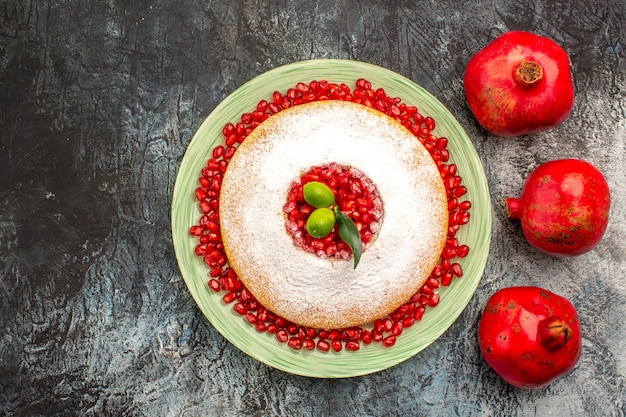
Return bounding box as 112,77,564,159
171,59,491,378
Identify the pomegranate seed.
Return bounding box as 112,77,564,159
241,112,253,124
431,264,443,278
317,339,331,352
390,309,404,321
252,110,267,122
399,302,414,316
457,245,470,258
234,122,245,136
221,274,238,291
382,335,396,347
199,201,211,214
222,123,235,137
374,319,384,334
276,329,289,343
426,277,440,288
264,310,278,323
382,318,393,332
346,341,360,351
414,306,425,321
287,324,298,335
224,146,237,160
268,103,281,114
331,340,343,352
442,247,457,260
297,327,307,339
245,312,257,324
194,188,207,201
429,293,440,307
371,329,383,342
436,137,448,150
356,78,371,89
233,303,247,315
257,309,267,322
441,259,451,271
239,288,254,302
288,337,303,350
199,176,210,188
391,321,403,336
402,316,415,328
222,292,237,304
328,329,342,340
361,330,373,344
207,158,219,170
212,145,225,159
286,88,298,100
206,232,221,242
459,200,472,211
208,279,220,292
189,226,203,236
225,134,238,147
343,328,361,341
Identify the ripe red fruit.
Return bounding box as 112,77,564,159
478,286,581,389
464,31,574,137
505,159,611,257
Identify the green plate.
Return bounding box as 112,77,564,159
172,59,491,378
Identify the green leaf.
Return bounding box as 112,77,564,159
334,208,363,269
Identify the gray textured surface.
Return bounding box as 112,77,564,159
1,1,625,416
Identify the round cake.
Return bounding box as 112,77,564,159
219,100,448,329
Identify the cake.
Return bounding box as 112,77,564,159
219,100,448,330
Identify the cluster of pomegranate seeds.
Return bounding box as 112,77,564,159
284,163,382,259
189,78,471,352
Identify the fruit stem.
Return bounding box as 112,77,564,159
515,60,544,87
539,317,572,351
504,197,522,219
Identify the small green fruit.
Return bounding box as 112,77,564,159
306,207,336,238
303,181,335,208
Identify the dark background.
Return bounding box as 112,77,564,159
1,1,625,416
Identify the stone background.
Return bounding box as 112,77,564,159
1,1,624,416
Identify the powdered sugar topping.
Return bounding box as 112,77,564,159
219,100,448,329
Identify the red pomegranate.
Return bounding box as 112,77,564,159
478,286,582,389
464,31,575,137
505,159,611,257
